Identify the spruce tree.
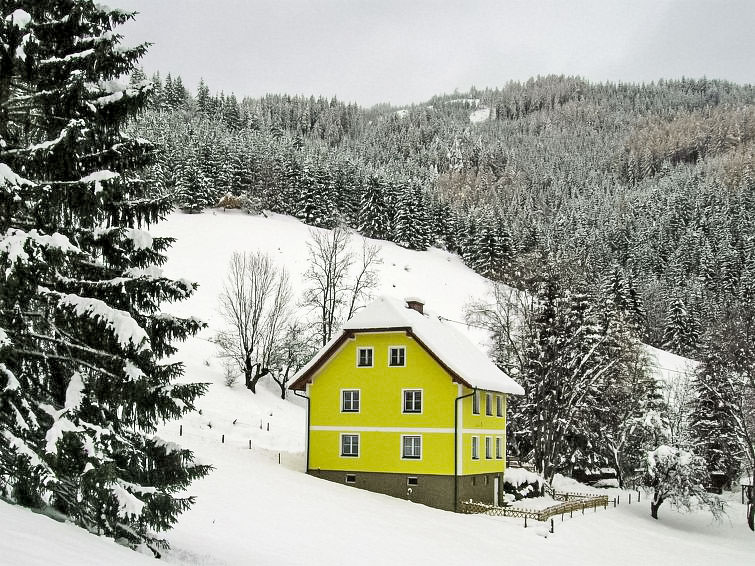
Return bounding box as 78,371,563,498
0,1,209,553
358,174,389,240
689,349,743,488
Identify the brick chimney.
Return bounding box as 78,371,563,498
405,297,424,314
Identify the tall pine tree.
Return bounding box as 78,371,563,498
0,1,209,554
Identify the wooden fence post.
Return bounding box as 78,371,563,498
179,424,182,436
524,516,527,528
248,439,251,449
550,519,554,533
221,434,224,443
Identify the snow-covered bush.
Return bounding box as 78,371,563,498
503,467,544,501
644,445,724,520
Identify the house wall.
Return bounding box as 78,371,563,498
305,329,509,510
310,469,505,511
459,389,507,475
308,331,459,475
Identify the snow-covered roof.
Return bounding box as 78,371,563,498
291,296,523,395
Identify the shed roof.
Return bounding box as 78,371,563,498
289,296,524,395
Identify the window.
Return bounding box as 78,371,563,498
345,474,356,484
496,395,503,417
389,346,406,367
485,393,492,416
403,389,422,413
485,436,492,459
402,435,421,459
407,477,418,486
341,434,359,457
357,347,373,367
341,389,360,412
471,436,480,460
496,437,503,460
472,391,480,415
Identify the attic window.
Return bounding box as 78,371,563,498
357,347,373,368
389,346,406,367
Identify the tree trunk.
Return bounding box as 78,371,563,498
244,356,254,392
650,493,664,519
249,366,269,394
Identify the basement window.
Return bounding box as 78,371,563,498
407,477,418,486
345,474,356,484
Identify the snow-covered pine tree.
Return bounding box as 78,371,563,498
689,348,743,488
176,148,214,212
662,296,699,356
392,180,414,248
196,78,211,115
358,174,389,240
0,1,209,553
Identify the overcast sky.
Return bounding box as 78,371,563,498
110,0,755,107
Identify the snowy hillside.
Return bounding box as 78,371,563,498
2,210,748,566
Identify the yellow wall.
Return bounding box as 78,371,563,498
307,331,507,476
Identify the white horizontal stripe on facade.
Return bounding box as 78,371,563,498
311,426,454,433
310,426,505,434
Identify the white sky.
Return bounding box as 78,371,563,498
110,0,755,107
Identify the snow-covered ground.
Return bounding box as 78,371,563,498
2,210,751,565
469,106,491,123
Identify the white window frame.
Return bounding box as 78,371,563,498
485,393,493,416
401,434,422,460
485,436,493,459
345,474,356,484
341,389,360,413
471,435,480,460
356,347,373,368
340,433,360,458
388,345,406,367
496,395,503,417
472,391,480,415
402,388,423,414
496,437,503,460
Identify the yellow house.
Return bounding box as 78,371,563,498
290,296,524,511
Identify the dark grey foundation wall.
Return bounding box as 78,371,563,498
309,469,504,511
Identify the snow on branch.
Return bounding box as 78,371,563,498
79,169,120,193
1,228,81,275
5,9,31,29
112,481,145,519
0,363,19,392
0,163,34,188
57,293,150,352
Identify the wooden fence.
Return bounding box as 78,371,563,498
460,490,609,522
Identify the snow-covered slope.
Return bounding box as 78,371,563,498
4,210,748,566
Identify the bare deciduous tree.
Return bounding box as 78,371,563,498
303,226,380,346
216,251,293,393
270,320,315,399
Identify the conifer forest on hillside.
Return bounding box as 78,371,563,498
133,73,755,362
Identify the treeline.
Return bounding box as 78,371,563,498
128,72,755,362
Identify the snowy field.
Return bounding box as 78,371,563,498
2,210,752,565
